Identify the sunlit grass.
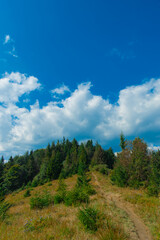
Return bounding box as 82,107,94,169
2,172,155,239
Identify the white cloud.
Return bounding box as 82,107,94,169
0,72,41,103
3,35,18,58
1,73,160,158
4,35,11,44
8,46,18,58
51,84,70,96
148,145,160,152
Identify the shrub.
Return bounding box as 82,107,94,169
64,188,89,206
27,181,32,188
48,182,52,186
147,184,159,197
76,174,96,195
0,189,5,202
92,164,109,175
110,164,128,187
54,193,64,204
31,179,39,187
54,178,67,204
30,191,53,209
78,206,101,232
0,201,11,221
24,189,31,198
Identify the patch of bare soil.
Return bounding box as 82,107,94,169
92,173,153,240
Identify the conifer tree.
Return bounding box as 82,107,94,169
91,143,105,166
78,143,88,175
120,132,126,150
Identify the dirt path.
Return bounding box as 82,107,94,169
92,173,153,240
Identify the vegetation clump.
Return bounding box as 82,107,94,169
24,215,53,232
30,191,53,209
0,200,11,221
78,206,101,232
24,189,31,198
64,172,95,206
111,136,160,197
54,178,67,204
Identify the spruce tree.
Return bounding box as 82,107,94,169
120,132,126,150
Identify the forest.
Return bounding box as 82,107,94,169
0,134,160,200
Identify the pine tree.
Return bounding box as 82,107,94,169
91,143,105,166
70,138,79,173
78,144,88,175
105,147,115,169
120,132,126,150
85,140,95,165
0,156,4,184
27,151,37,182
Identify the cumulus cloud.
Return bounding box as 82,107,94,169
1,73,160,158
0,72,41,103
51,84,70,97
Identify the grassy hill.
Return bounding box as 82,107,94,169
0,171,159,240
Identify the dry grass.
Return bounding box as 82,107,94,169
0,172,147,240
94,172,160,240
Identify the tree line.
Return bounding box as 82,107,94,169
111,133,160,196
0,138,115,198
0,135,160,198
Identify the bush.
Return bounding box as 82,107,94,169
0,189,5,202
24,189,31,198
30,191,53,209
54,179,67,204
54,193,64,204
92,164,109,175
48,182,52,186
31,179,39,187
147,184,159,197
56,179,67,192
110,165,128,187
76,174,96,195
0,201,11,221
78,206,101,232
64,188,89,206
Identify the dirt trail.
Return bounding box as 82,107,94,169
92,173,153,240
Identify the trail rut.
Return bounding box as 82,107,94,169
92,173,153,240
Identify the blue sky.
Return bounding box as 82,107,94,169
1,0,160,158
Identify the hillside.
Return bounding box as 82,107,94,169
0,171,159,240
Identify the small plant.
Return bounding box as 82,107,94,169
24,215,53,232
0,201,11,221
54,193,64,204
27,181,32,188
54,178,67,204
98,217,128,240
92,164,109,175
56,178,66,192
64,188,89,206
0,189,5,202
24,189,31,198
147,184,159,197
78,206,101,232
30,191,53,209
76,173,96,195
